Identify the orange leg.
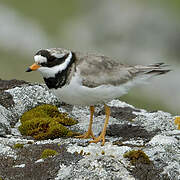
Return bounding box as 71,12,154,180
89,104,110,146
75,106,95,139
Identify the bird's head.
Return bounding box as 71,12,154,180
26,48,73,78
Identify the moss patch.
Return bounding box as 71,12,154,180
18,104,78,140
41,149,58,159
123,149,165,179
101,150,105,155
123,150,151,165
13,143,24,149
175,117,180,130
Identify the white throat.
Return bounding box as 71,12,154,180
38,52,72,78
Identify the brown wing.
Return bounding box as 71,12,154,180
75,52,137,87
74,52,170,88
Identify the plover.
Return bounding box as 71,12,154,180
26,48,170,145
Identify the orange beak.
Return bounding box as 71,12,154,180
26,63,40,72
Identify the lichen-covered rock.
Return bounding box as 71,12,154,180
6,84,60,121
0,79,179,180
0,79,60,135
0,105,12,136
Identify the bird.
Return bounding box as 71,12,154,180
26,48,170,146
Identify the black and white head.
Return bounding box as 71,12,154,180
26,48,74,78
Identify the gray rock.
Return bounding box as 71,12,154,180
0,80,179,180
0,80,59,135
0,105,12,136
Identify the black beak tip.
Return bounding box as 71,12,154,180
26,67,32,72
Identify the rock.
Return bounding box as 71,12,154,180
0,79,59,135
0,105,12,136
0,79,179,180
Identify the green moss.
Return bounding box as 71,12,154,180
18,104,78,140
79,150,84,155
66,131,80,137
13,143,24,149
123,150,151,165
101,150,105,155
53,112,78,126
27,141,34,144
74,151,79,156
41,149,58,159
20,104,77,125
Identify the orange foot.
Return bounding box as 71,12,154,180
89,104,110,146
89,133,106,146
75,130,95,139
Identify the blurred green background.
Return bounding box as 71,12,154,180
0,0,179,114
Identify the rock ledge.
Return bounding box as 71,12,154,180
0,79,179,180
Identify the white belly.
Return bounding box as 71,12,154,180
51,72,135,106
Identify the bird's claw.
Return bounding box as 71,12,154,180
89,133,106,146
75,130,95,139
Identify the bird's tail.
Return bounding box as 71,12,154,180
145,63,171,75
135,62,171,76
